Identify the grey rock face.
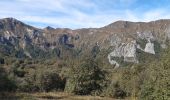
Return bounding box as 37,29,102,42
144,40,155,54
136,31,156,54
137,32,154,40
123,41,138,63
4,31,11,40
110,34,122,46
108,40,138,67
161,44,167,49
107,55,120,67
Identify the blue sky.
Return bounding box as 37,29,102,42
0,0,170,29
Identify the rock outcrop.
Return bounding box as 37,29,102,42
108,40,138,67
144,40,155,54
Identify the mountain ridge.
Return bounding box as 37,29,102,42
0,17,170,67
2,17,170,30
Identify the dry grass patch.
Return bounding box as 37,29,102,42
0,92,123,100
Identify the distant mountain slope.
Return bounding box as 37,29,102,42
1,18,170,66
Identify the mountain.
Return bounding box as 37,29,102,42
0,18,170,67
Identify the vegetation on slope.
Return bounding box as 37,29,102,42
0,47,170,100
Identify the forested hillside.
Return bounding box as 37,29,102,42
0,18,170,99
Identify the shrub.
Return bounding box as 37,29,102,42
139,48,170,100
65,56,108,95
0,66,17,92
18,69,66,92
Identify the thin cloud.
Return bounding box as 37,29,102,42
0,0,170,29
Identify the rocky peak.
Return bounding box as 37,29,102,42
108,20,132,28
0,17,38,33
0,18,24,30
1,17,20,23
44,26,55,30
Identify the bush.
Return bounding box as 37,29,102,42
0,66,17,92
65,56,108,95
37,71,66,92
137,48,170,100
139,59,170,100
18,69,66,92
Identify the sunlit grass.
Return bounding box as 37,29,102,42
0,92,121,100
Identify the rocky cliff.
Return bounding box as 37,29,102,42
0,18,170,67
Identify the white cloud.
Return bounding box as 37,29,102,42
0,0,170,29
142,9,168,21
